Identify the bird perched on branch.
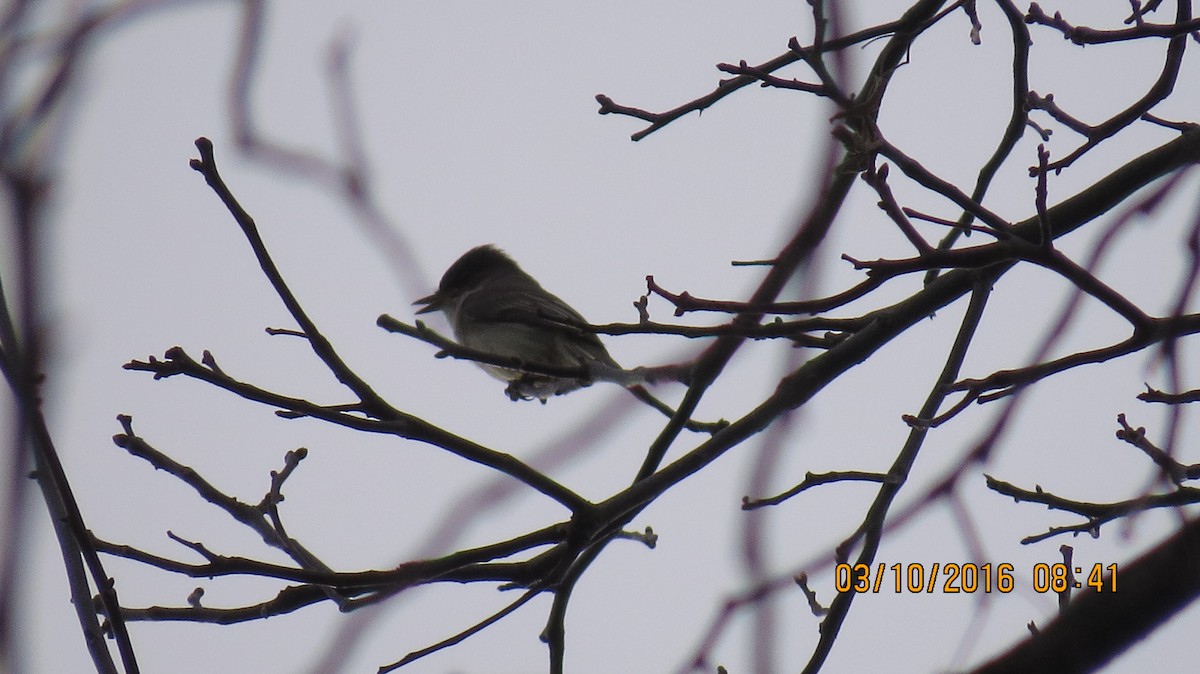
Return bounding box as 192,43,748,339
414,244,627,402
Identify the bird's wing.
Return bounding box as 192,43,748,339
460,281,615,363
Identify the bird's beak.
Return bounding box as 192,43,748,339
413,291,444,315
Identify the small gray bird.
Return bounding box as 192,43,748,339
414,245,623,402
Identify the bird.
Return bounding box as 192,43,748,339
414,244,624,402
